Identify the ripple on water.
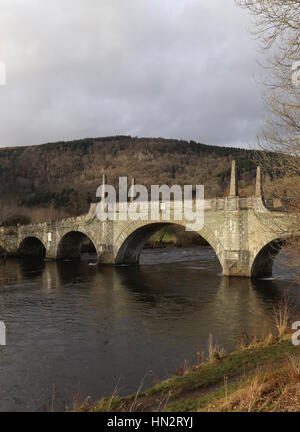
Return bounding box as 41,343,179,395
0,246,299,411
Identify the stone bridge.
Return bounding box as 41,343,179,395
0,162,294,278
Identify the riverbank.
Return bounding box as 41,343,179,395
145,226,209,249
79,335,300,412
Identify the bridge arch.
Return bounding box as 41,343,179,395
114,221,223,267
57,231,97,260
251,238,286,278
18,236,46,257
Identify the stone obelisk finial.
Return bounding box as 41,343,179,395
229,160,238,197
130,177,135,203
255,166,263,197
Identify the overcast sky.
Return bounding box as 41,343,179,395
0,0,263,149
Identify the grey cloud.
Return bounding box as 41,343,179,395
0,0,263,148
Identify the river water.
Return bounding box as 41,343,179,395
0,246,299,411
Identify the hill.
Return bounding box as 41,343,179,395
0,136,258,224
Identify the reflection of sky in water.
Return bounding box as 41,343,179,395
0,247,299,411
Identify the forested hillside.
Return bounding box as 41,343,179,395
0,136,258,224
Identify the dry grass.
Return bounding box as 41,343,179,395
209,370,272,412
208,352,300,413
236,329,276,353
287,354,300,380
175,359,190,377
236,332,249,351
208,334,225,363
273,295,291,337
192,352,204,372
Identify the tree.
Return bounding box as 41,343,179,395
236,1,300,270
236,1,300,216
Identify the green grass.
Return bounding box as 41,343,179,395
165,380,244,412
146,231,176,246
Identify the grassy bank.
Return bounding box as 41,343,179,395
76,334,300,412
145,226,209,249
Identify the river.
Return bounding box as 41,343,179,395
0,246,299,411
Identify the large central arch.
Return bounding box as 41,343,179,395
114,222,223,267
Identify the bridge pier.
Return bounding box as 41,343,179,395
222,250,252,278
98,246,115,264
45,225,58,260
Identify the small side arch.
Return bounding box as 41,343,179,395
251,239,285,278
18,237,46,257
57,231,97,260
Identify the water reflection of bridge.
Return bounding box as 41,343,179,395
5,255,288,347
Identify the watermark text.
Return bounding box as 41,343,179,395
96,178,205,231
0,321,6,346
0,62,6,86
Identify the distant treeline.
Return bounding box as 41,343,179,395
0,136,262,224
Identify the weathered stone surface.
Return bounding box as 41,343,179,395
0,162,293,278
